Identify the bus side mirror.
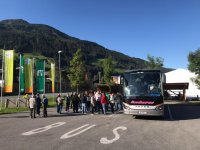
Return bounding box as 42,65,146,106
162,74,166,83
120,76,128,86
120,76,124,85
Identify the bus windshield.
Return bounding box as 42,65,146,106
123,72,162,99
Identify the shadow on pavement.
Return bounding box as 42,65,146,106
0,115,29,119
134,103,200,121
49,111,124,118
166,104,200,121
0,109,123,118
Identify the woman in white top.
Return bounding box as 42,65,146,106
90,92,96,114
29,95,36,118
109,93,115,113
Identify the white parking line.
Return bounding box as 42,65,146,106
167,105,173,120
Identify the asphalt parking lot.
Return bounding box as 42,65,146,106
0,102,199,150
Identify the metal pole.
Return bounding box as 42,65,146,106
51,62,55,104
18,54,21,107
44,60,45,94
58,51,62,95
59,53,61,95
53,92,55,104
32,58,34,96
0,49,4,110
99,71,101,83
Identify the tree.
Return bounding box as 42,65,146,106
146,54,164,69
188,49,200,89
67,48,86,92
102,56,114,84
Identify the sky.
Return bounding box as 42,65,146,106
0,0,200,69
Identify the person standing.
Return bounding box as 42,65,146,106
65,94,70,112
56,94,60,113
101,93,107,115
29,95,36,118
36,93,42,117
23,94,29,107
42,94,48,117
70,93,74,109
90,92,96,114
109,93,115,113
80,93,87,114
95,90,102,114
73,93,79,113
56,94,63,114
116,92,123,111
86,91,91,112
105,92,110,112
60,96,64,113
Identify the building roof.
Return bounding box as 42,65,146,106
163,83,189,90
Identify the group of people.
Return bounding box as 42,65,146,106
26,90,123,119
56,90,123,115
28,93,48,119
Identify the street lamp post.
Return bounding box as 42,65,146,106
58,51,62,95
0,50,4,111
98,71,101,83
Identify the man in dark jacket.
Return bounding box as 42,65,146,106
72,93,79,113
36,93,42,117
42,94,48,117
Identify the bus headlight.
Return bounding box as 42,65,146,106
123,103,130,110
155,104,163,111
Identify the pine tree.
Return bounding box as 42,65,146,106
145,54,164,69
67,48,85,92
103,56,114,84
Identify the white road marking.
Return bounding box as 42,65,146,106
60,124,96,139
21,122,66,136
167,105,173,120
100,126,127,144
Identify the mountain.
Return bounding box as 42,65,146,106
0,19,174,93
0,19,147,73
0,19,172,79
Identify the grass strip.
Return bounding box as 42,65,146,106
0,97,57,114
